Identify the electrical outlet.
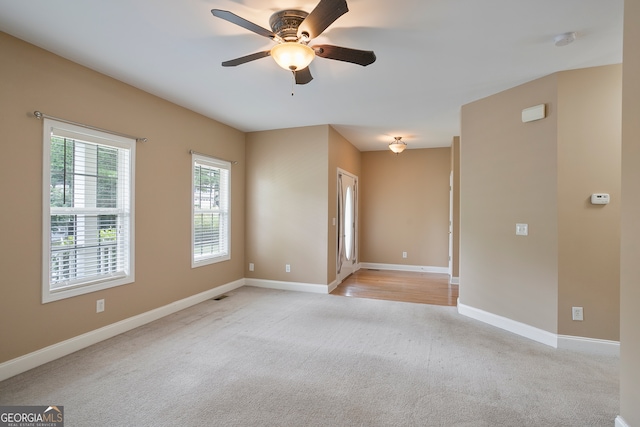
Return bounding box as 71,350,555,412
285,264,291,273
96,299,105,313
572,306,583,321
249,263,254,272
516,223,528,236
402,251,407,259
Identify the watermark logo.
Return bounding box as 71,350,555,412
0,405,63,427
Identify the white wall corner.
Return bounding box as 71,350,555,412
557,335,620,357
615,416,630,427
245,278,329,294
457,300,558,348
360,262,449,274
0,278,245,382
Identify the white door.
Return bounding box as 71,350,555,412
337,170,358,283
448,171,453,277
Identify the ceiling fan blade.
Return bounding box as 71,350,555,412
211,9,277,40
298,0,349,39
222,51,271,67
295,67,313,85
313,45,376,66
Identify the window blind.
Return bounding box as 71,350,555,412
45,121,133,295
192,155,230,265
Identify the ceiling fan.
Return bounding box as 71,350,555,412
211,0,376,85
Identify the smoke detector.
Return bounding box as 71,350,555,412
554,32,577,47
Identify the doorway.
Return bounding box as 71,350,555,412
337,169,358,283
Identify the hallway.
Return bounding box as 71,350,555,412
331,269,458,306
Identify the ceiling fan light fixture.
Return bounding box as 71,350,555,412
389,137,407,154
270,42,315,71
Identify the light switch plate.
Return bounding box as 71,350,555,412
516,223,528,236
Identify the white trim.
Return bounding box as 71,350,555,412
457,300,622,354
360,263,449,274
558,335,620,356
191,153,231,268
42,118,136,303
245,278,329,294
457,300,558,348
615,416,630,427
0,278,245,382
449,276,459,285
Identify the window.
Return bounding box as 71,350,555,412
42,119,135,303
192,153,230,267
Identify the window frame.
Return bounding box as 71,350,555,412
191,153,231,268
42,118,135,303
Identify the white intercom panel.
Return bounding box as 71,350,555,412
591,193,610,205
521,104,546,123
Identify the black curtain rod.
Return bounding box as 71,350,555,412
33,111,147,143
189,149,238,165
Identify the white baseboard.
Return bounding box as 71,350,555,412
457,301,622,355
457,300,558,348
245,278,329,294
449,276,459,285
558,335,620,356
615,416,630,427
0,278,245,382
360,263,449,274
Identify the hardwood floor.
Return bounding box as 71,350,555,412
331,269,459,306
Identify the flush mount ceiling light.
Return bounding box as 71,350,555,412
554,32,577,47
389,137,407,154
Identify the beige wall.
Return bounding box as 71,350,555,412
245,126,329,285
0,32,245,364
328,127,361,283
620,0,640,424
557,65,621,339
451,136,461,279
461,74,560,333
460,65,622,340
360,148,451,267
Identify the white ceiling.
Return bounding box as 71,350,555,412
0,0,624,151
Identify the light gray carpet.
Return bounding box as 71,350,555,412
0,287,618,426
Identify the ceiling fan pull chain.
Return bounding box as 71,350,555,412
291,71,295,96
